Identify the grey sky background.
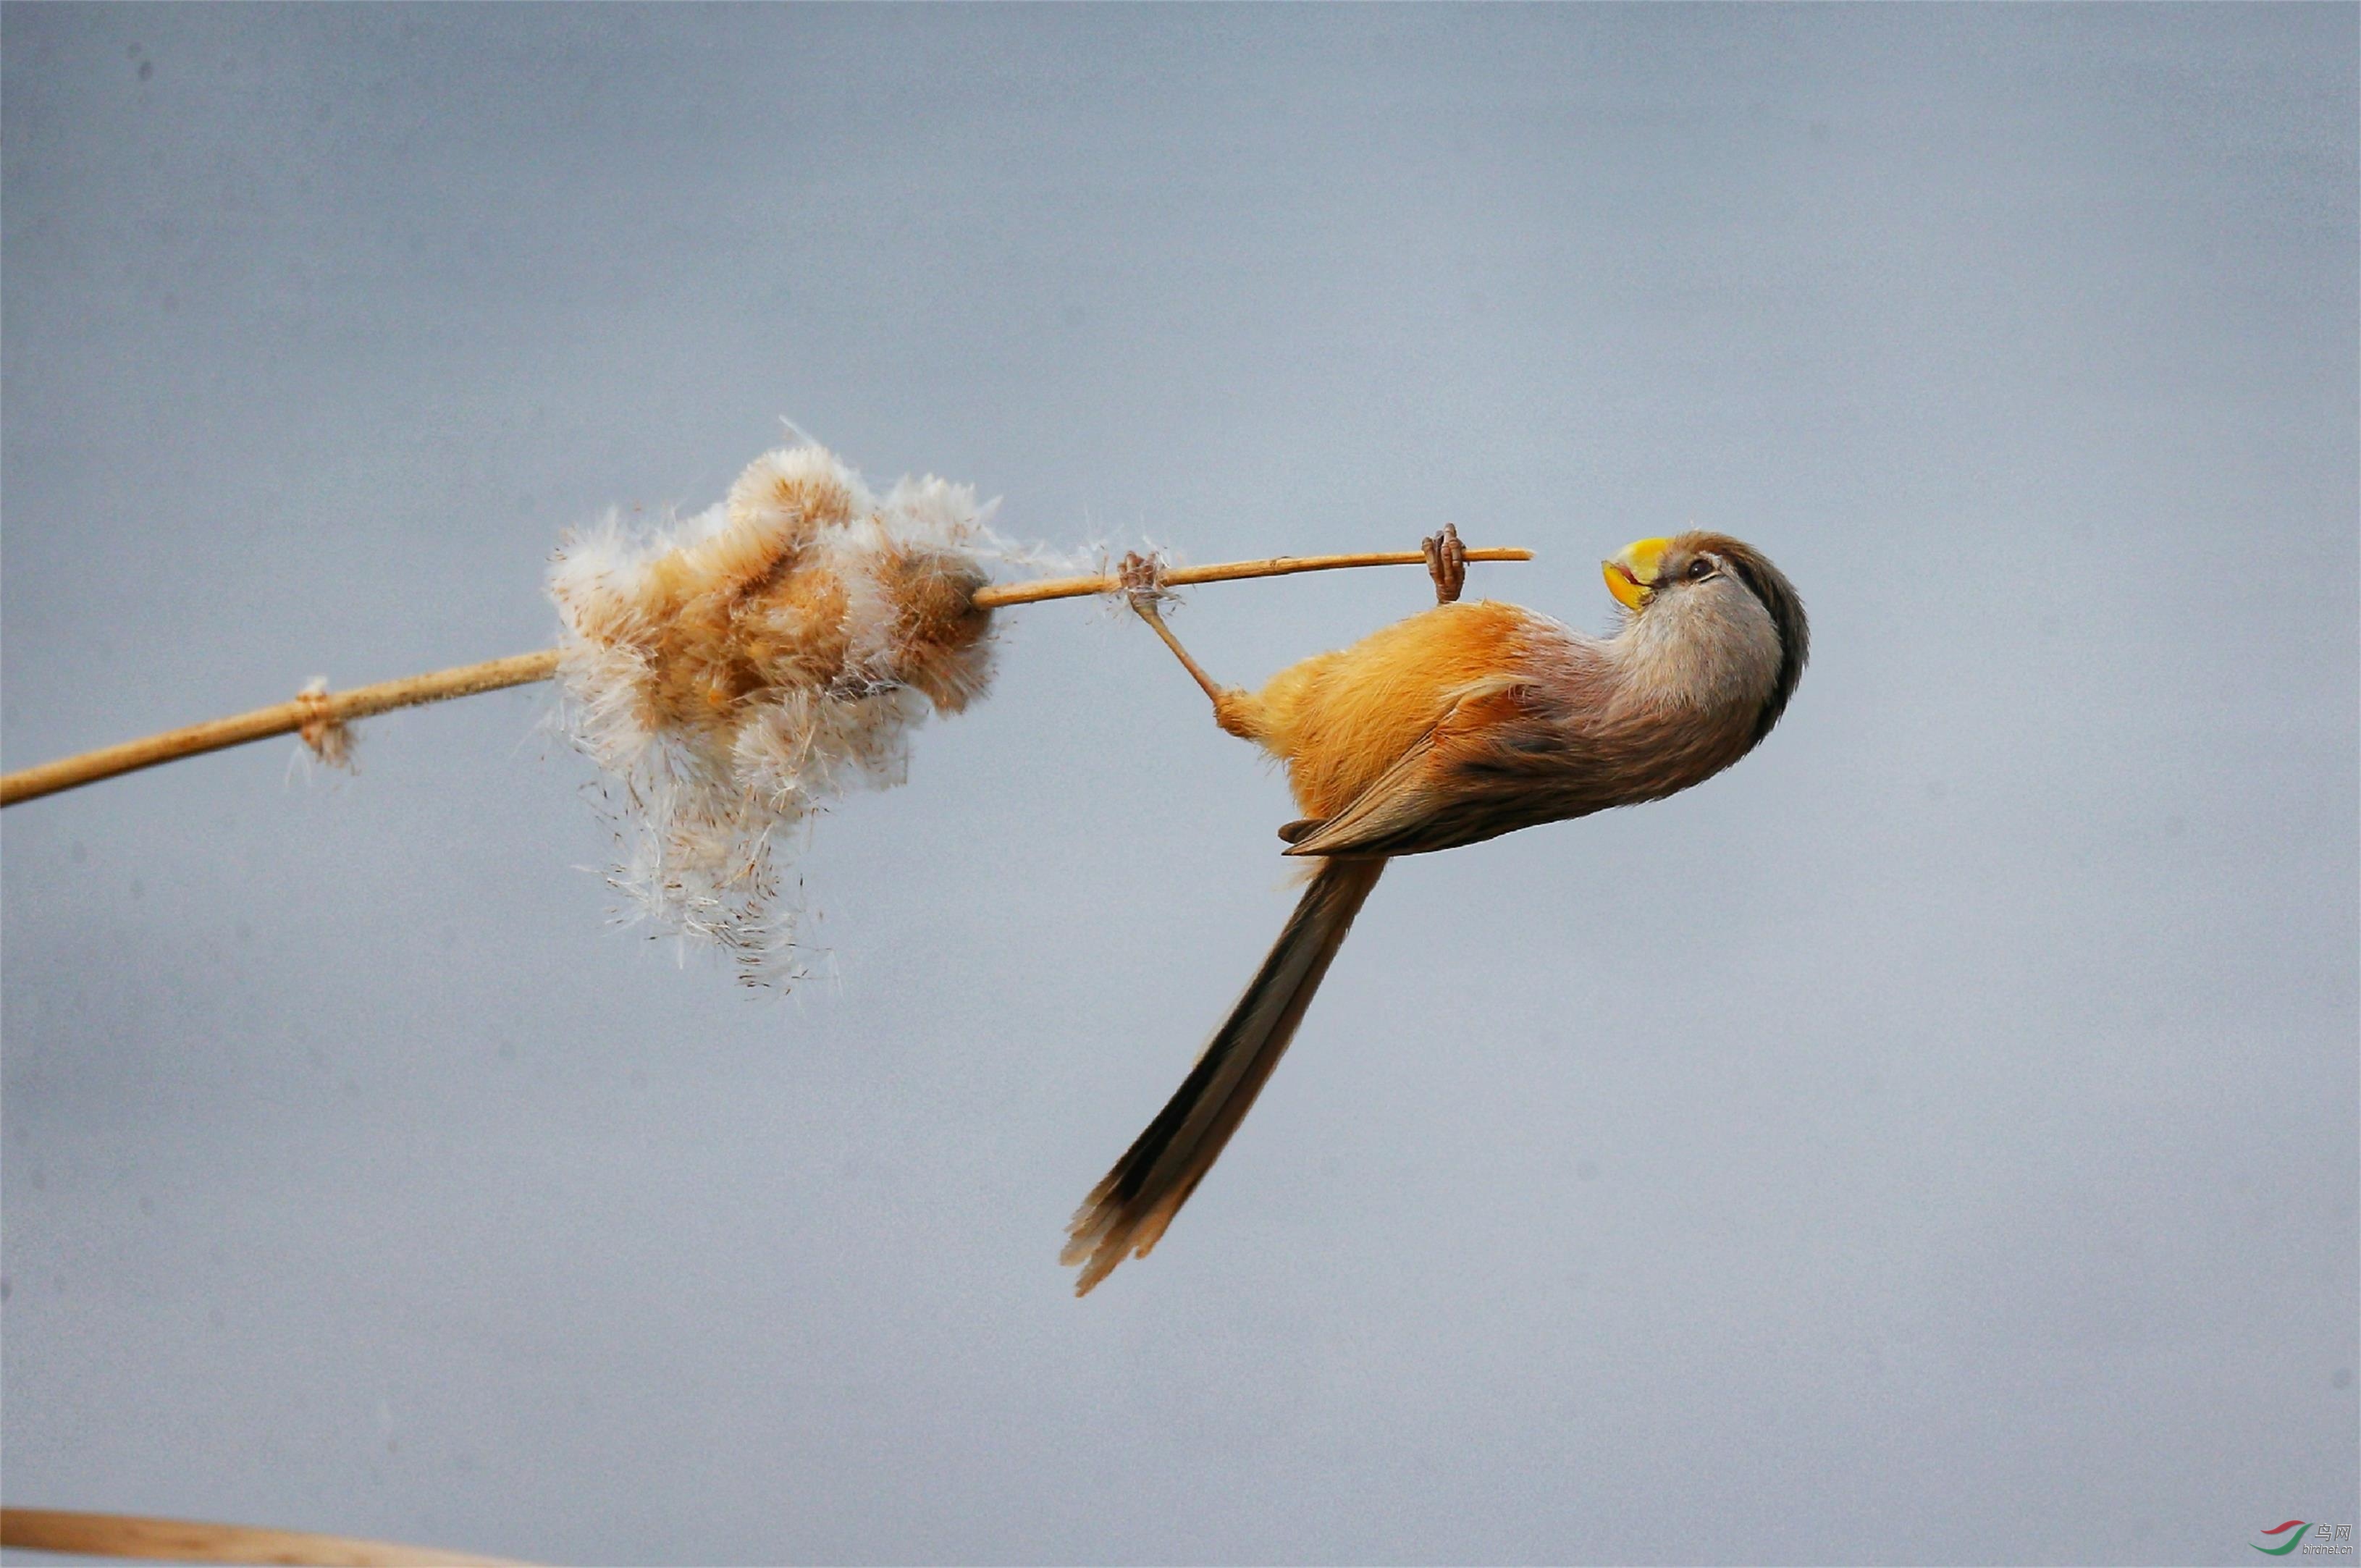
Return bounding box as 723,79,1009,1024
3,7,2354,1564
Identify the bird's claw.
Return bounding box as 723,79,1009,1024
1118,549,1169,614
1423,523,1468,604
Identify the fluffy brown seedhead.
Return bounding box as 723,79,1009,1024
547,442,1004,982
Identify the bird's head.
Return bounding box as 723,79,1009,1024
1603,534,1740,613
1602,531,1810,749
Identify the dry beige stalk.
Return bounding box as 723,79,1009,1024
0,1506,524,1566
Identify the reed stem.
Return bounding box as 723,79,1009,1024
969,545,1532,606
0,1506,523,1566
0,545,1531,807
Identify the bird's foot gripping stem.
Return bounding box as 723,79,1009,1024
1119,551,1256,739
1423,523,1468,604
1116,549,1169,613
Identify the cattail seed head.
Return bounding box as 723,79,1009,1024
548,442,1004,983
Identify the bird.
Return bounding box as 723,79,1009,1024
1062,525,1809,1295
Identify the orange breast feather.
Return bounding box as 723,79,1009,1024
1250,600,1533,818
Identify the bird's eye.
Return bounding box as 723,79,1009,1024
1687,557,1714,581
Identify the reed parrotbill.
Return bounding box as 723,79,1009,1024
1065,526,1809,1294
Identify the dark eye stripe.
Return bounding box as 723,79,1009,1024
1722,550,1808,749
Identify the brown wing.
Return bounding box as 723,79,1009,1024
1281,682,1578,859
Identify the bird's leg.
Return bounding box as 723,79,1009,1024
1423,523,1468,605
1120,552,1258,739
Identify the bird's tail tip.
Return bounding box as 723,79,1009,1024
1059,857,1384,1297
1059,1219,1138,1297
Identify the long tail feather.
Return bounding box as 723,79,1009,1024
1064,858,1386,1294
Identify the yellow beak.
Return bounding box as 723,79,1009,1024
1603,537,1668,611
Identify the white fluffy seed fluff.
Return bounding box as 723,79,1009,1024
548,442,1008,984
293,675,358,773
